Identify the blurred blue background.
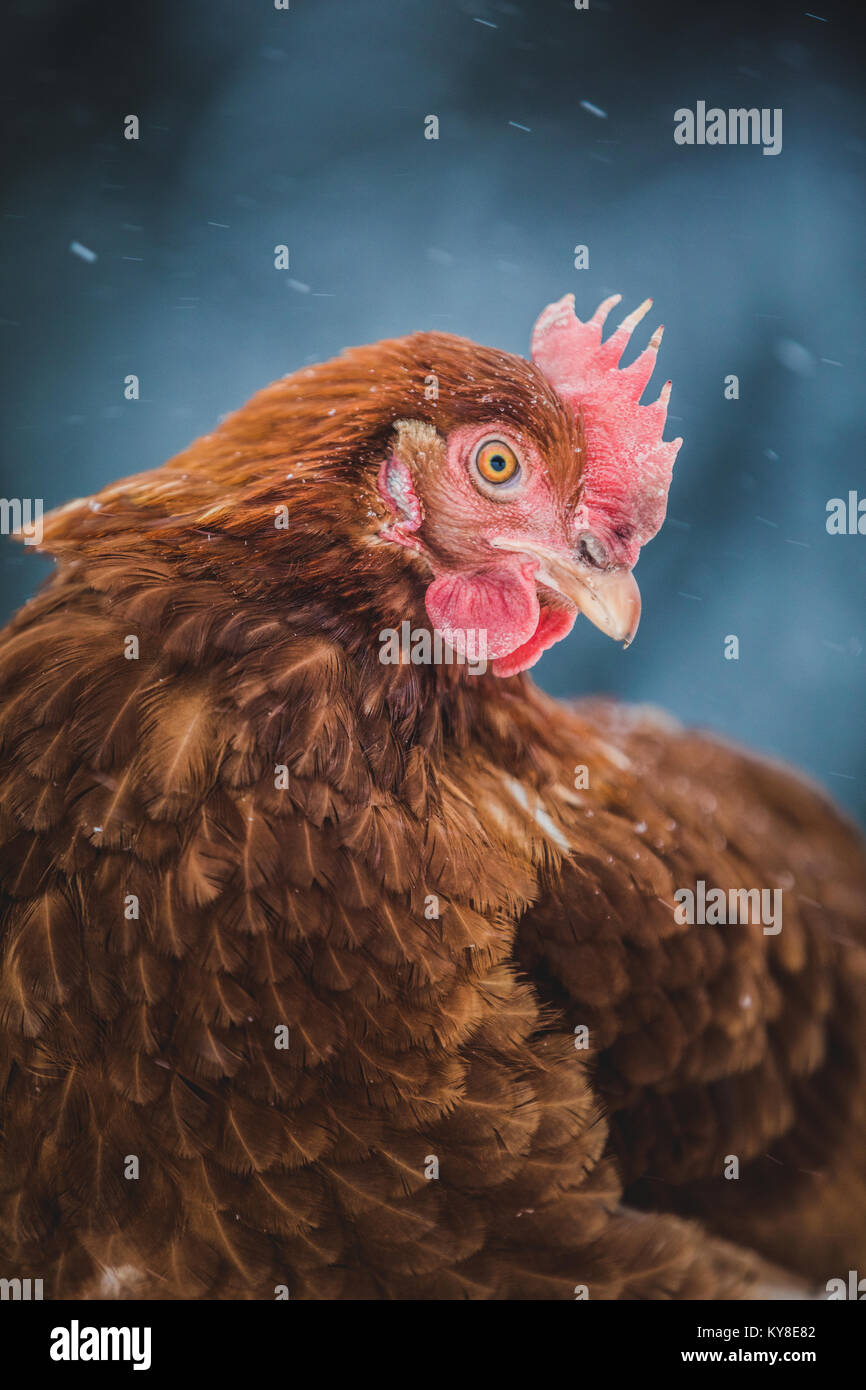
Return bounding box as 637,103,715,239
1,0,863,820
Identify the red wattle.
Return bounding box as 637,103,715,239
425,564,540,661
491,603,576,677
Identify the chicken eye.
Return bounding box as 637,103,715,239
474,439,521,487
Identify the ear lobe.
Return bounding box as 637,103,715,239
378,455,422,530
378,417,446,533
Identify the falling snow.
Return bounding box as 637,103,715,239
69,241,97,262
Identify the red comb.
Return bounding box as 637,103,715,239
531,293,682,565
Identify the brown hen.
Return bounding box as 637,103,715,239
1,295,864,1300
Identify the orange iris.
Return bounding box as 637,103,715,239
475,439,520,485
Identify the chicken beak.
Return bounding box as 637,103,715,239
540,556,642,647
491,539,642,646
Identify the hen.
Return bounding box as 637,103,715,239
1,294,865,1301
